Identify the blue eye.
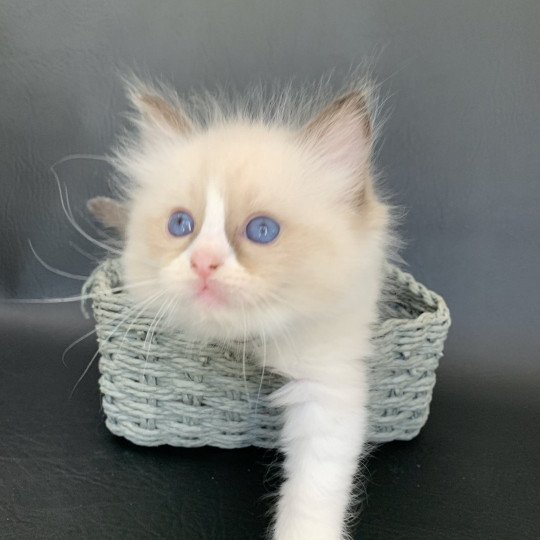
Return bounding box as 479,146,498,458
245,216,280,244
168,211,194,237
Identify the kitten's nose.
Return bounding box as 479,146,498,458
190,249,222,279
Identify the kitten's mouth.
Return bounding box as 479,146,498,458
194,280,227,307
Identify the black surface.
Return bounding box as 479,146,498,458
1,306,538,539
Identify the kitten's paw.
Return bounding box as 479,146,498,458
273,516,343,540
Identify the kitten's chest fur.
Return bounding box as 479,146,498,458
249,300,376,385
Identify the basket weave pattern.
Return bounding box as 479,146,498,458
84,260,450,449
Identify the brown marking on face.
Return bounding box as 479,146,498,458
301,91,375,211
138,93,193,135
217,150,291,273
131,172,207,267
303,91,372,145
87,197,128,235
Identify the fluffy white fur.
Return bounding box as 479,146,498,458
97,78,391,540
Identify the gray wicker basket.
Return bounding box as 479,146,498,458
83,259,450,449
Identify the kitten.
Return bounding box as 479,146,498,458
91,79,391,540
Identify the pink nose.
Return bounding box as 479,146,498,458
190,250,222,279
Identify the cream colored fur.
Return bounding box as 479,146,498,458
111,78,390,540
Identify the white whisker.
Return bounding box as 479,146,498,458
69,291,163,398
69,241,102,263
4,278,157,304
254,320,267,417
28,240,89,281
144,296,170,354
69,347,100,399
50,158,122,256
64,296,153,369
240,302,251,409
143,296,174,376
53,163,161,271
53,154,111,166
62,327,97,366
120,290,165,349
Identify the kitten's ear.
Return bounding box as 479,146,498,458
126,80,194,139
87,197,128,236
300,90,373,178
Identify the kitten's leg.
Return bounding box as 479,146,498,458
271,375,368,540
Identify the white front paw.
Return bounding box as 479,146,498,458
273,514,343,540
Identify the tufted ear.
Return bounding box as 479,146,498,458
87,197,128,236
126,80,194,140
300,90,373,178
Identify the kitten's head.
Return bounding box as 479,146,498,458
109,81,389,340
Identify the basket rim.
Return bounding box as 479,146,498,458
376,264,450,335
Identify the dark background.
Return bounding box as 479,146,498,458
1,1,539,538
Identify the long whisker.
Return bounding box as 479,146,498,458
120,290,165,349
143,295,169,356
64,184,121,247
69,241,102,263
62,183,75,220
53,154,111,166
51,157,164,271
143,296,174,376
61,327,97,366
62,184,117,251
50,160,123,256
61,291,155,367
4,295,94,305
69,348,100,399
111,293,165,349
254,320,267,417
28,240,89,281
3,278,158,304
69,291,163,398
166,294,180,329
144,298,165,352
240,302,251,409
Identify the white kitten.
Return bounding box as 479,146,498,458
93,79,391,540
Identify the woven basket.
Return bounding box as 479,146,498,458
83,259,450,449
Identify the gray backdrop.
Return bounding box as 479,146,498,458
1,1,539,389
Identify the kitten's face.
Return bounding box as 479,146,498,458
119,87,387,340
